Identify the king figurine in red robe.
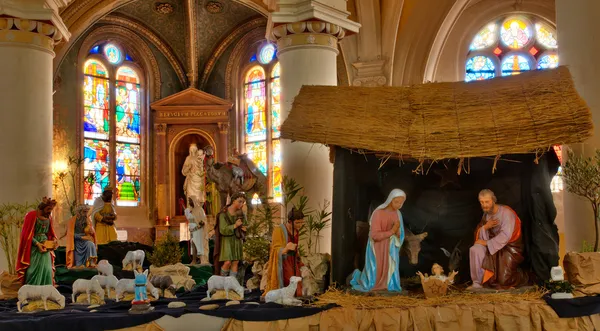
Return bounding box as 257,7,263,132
15,197,58,285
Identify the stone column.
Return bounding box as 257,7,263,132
0,1,70,273
271,17,358,254
155,123,168,220
217,122,229,163
556,0,600,251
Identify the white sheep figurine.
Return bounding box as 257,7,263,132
206,275,244,300
17,285,66,312
115,278,159,302
97,260,114,276
91,274,118,298
122,250,145,271
265,276,303,306
72,279,105,305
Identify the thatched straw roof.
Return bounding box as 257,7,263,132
281,66,593,162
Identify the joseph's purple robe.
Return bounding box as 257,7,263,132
469,205,528,289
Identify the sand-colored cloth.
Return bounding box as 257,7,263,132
564,252,600,297
113,322,164,331
222,303,600,331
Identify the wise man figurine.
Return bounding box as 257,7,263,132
91,187,118,245
15,197,58,285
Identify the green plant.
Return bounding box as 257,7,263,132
147,233,183,267
543,280,574,294
243,201,279,263
562,149,600,251
305,200,332,254
0,202,37,274
582,240,595,252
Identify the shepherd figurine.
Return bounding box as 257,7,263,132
129,269,154,314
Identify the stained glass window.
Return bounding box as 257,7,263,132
465,15,559,82
243,51,281,202
501,54,531,76
465,56,496,82
104,44,122,65
470,23,497,50
258,44,276,65
83,139,111,205
536,23,558,49
116,143,141,206
500,18,532,49
537,53,559,69
82,43,143,208
244,66,267,142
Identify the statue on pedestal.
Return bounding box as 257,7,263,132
66,204,98,268
182,143,206,207
91,187,118,245
15,197,58,285
350,189,406,293
184,196,207,265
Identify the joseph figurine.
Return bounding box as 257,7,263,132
91,187,118,244
15,197,58,285
468,189,529,290
213,192,246,282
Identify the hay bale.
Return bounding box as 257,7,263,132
281,66,593,162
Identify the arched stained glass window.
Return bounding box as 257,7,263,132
465,15,558,82
83,43,143,206
243,43,281,203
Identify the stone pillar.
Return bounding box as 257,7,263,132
556,0,600,252
155,123,168,220
270,6,360,253
217,122,229,163
0,1,70,274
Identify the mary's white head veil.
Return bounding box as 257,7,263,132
369,189,406,224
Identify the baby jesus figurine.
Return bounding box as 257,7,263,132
416,263,458,298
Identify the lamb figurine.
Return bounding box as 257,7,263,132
122,250,145,271
115,278,160,302
265,276,303,306
72,278,105,305
17,285,66,312
91,274,119,298
97,260,114,276
206,275,244,300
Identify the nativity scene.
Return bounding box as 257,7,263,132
2,0,600,330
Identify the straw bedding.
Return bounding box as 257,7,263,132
281,66,593,161
311,286,545,309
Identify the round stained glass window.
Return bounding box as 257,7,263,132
537,53,559,69
500,18,532,49
535,23,558,49
501,54,531,76
465,56,496,82
258,44,276,65
104,44,123,65
470,23,497,51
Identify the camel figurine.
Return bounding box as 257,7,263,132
203,146,267,210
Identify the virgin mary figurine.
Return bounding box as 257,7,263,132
350,189,406,292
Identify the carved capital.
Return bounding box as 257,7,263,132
155,123,167,135
270,21,345,54
0,18,64,53
218,122,229,134
352,60,388,87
